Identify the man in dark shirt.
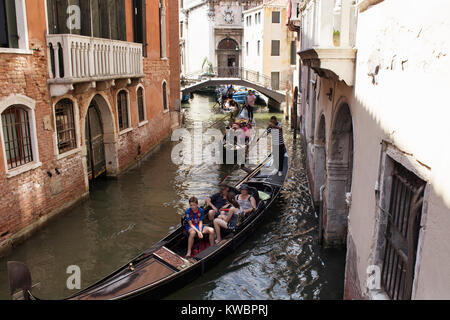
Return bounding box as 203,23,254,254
205,184,230,221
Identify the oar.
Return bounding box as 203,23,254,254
219,164,239,184
206,113,232,129
236,154,272,189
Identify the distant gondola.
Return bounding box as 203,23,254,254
8,153,289,300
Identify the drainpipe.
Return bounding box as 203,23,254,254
319,184,325,245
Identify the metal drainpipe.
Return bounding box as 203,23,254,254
319,184,325,245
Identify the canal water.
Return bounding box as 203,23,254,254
0,93,345,300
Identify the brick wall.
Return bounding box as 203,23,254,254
0,0,180,256
0,36,88,254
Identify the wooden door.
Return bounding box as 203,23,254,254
85,103,106,180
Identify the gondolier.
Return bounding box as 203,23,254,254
267,116,286,176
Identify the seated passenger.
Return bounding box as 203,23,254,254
213,192,242,243
205,184,230,221
236,184,256,217
238,120,251,144
185,197,215,258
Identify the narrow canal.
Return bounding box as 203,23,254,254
0,93,345,300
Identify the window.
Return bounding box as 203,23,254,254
55,99,76,153
272,11,280,23
47,0,126,40
0,0,18,48
271,72,280,90
162,81,168,110
246,42,249,56
254,13,257,24
290,41,296,65
271,40,280,56
180,21,183,38
1,105,33,169
257,40,260,56
133,0,147,57
137,86,146,123
380,161,425,300
258,12,261,23
117,90,129,131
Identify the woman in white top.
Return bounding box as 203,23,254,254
235,184,256,217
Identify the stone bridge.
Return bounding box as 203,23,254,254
181,67,286,107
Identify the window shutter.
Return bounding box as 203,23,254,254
0,0,9,47
5,0,18,48
271,40,280,56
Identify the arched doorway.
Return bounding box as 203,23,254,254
326,103,353,246
85,95,118,180
217,38,240,77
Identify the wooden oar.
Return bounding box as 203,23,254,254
236,154,272,189
206,113,232,129
219,164,239,184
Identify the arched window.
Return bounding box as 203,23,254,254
55,99,76,153
137,86,146,123
117,90,129,131
218,38,238,50
162,82,168,110
1,106,33,169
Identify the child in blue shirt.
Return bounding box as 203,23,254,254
185,197,215,258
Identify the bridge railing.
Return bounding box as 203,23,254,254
183,67,274,90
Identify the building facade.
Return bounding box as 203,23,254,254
243,0,296,92
295,0,450,299
0,0,180,256
180,0,263,77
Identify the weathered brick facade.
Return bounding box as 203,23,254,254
0,0,180,257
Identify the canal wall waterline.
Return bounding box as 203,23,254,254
0,127,177,259
0,191,89,259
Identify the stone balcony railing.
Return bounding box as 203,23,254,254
298,0,357,86
288,0,303,32
47,34,144,97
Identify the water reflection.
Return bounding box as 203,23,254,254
0,93,344,300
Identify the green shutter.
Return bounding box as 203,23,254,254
5,0,18,48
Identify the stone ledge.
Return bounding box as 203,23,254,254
299,47,357,86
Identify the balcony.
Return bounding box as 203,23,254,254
287,0,302,32
47,34,144,97
298,0,357,86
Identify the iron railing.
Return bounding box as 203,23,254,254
183,67,274,90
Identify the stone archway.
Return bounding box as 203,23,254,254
217,38,240,77
84,94,118,180
325,103,353,247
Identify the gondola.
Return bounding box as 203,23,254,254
7,153,289,300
